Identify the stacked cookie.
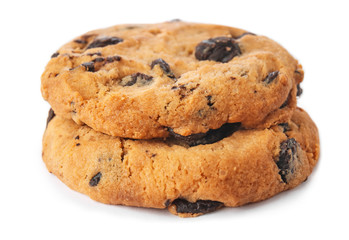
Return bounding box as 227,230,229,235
41,21,320,217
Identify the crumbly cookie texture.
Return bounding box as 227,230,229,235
42,108,319,217
41,21,303,139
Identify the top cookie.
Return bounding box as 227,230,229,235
41,21,303,139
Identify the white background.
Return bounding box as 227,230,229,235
1,0,348,239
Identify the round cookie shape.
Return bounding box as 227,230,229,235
42,108,319,217
41,21,304,139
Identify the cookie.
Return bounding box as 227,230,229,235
41,21,303,139
42,108,319,217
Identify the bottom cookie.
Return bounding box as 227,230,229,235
42,108,319,217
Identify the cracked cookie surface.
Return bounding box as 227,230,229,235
41,21,303,139
42,108,319,217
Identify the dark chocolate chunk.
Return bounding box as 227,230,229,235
51,52,59,58
168,122,241,147
74,39,87,44
277,138,299,183
120,72,153,87
150,58,175,79
195,37,241,63
206,95,214,107
93,57,105,63
86,36,123,50
79,56,121,72
106,55,121,62
235,32,256,39
296,84,303,97
46,108,56,127
75,136,80,140
263,71,279,84
89,172,102,187
171,199,223,214
81,62,95,72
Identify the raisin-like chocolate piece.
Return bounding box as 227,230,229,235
206,95,214,107
86,36,123,49
277,138,299,183
263,71,279,84
51,52,59,58
89,172,102,187
93,57,105,63
150,58,175,79
106,55,121,62
195,37,241,63
74,39,87,44
81,62,95,72
46,108,56,127
168,122,241,147
297,84,303,97
171,199,223,214
120,73,153,87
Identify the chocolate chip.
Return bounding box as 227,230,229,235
297,84,303,97
106,55,121,62
168,122,241,147
235,32,256,39
93,57,105,63
81,62,95,72
46,108,56,127
80,56,121,72
74,39,88,44
89,172,102,187
171,199,223,214
86,36,123,50
263,71,279,84
119,73,153,87
195,37,241,63
277,138,299,183
51,52,59,58
150,58,175,79
75,136,80,140
206,95,214,107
